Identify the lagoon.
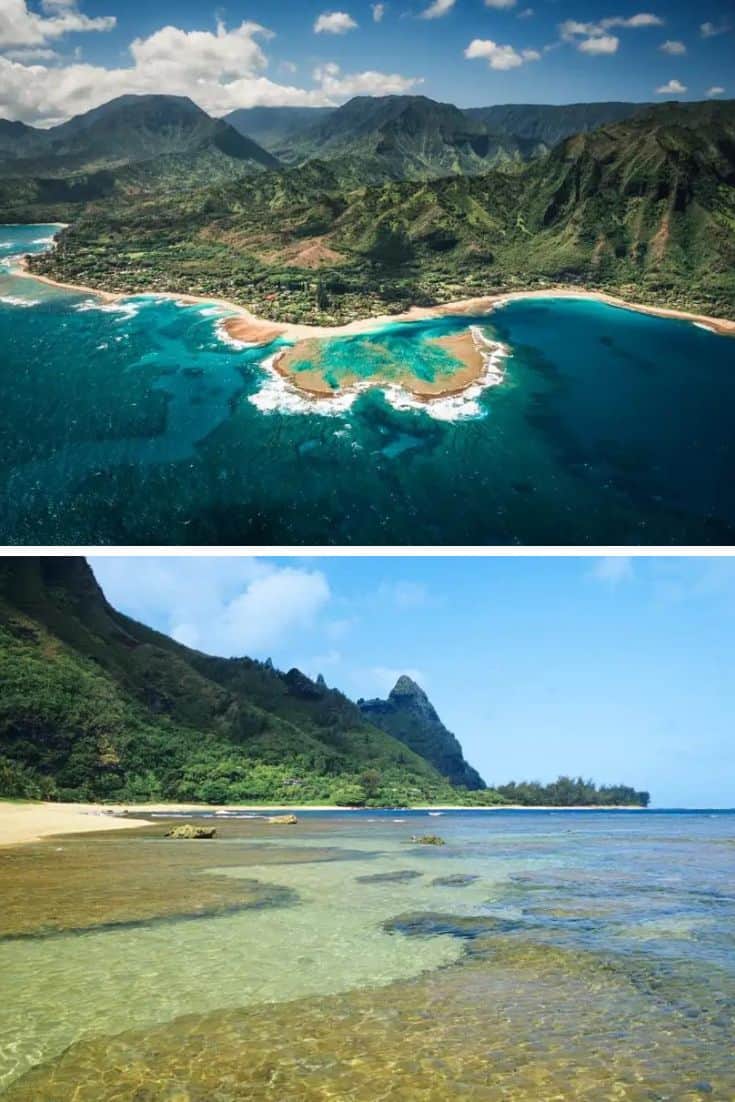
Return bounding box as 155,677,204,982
1,808,734,1100
2,226,735,545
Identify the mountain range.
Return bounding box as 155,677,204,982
224,96,651,181
0,558,649,808
15,95,733,323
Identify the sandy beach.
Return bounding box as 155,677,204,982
0,801,151,847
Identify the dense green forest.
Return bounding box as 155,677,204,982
0,558,650,808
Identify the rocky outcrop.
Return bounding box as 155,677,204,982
165,824,217,839
359,676,485,790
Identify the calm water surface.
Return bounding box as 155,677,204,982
1,809,734,1100
2,226,735,545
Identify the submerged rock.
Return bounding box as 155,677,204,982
165,825,217,839
356,869,423,884
431,874,479,888
268,814,298,824
410,834,445,846
384,911,520,940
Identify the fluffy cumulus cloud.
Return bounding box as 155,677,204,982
90,557,331,658
561,12,662,53
656,78,687,94
659,39,686,55
420,0,456,18
465,37,540,69
313,10,358,34
484,0,517,9
707,85,725,96
371,3,386,22
0,10,420,125
578,34,619,54
313,61,422,96
0,0,114,47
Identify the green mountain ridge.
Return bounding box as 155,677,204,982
0,95,279,184
0,557,462,805
0,558,650,808
24,99,735,322
224,97,651,181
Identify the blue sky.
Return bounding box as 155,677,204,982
90,555,735,809
0,1,731,125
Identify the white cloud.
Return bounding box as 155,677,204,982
484,0,517,9
465,37,540,68
313,61,422,97
517,7,534,18
314,10,358,34
578,34,619,53
90,557,331,658
659,39,685,54
656,78,687,94
561,13,663,42
700,21,729,38
0,17,420,125
0,0,114,47
589,556,634,586
707,85,725,96
371,3,386,22
420,0,456,19
3,45,58,60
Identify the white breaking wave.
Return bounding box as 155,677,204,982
72,298,141,320
0,294,41,308
248,325,509,423
32,236,55,245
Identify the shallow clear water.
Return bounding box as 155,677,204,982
1,810,734,1099
2,225,735,544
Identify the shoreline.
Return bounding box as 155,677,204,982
9,251,734,408
1,800,651,847
12,255,735,342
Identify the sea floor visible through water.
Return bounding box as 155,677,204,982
2,225,735,544
1,808,734,1101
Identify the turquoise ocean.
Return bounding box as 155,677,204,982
2,225,734,545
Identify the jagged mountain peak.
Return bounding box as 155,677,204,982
390,675,432,704
359,678,484,790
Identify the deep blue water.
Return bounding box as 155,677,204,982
2,225,735,545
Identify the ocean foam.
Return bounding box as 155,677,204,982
247,326,509,422
72,298,141,320
0,294,41,308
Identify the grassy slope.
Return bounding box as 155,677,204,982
0,558,455,805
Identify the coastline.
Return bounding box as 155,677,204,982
12,255,735,341
9,251,735,408
0,800,648,847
